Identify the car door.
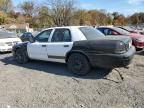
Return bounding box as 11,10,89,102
47,28,73,63
27,29,53,60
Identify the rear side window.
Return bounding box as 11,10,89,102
79,27,104,40
51,29,71,42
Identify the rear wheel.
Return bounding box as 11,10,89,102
14,49,29,64
67,53,91,76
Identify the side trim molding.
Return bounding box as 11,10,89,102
48,55,65,59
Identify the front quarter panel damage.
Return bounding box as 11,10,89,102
12,42,28,56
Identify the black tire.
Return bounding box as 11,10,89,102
14,49,29,64
67,53,91,76
136,48,143,51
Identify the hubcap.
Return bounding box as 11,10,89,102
73,59,83,70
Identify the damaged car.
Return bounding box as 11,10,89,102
12,26,135,75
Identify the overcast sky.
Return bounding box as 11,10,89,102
12,0,144,16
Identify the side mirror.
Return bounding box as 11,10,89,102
21,33,35,43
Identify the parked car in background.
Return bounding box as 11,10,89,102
118,26,144,35
0,31,21,52
13,26,135,75
97,27,144,51
136,30,144,35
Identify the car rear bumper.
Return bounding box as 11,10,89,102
88,46,136,68
0,46,13,52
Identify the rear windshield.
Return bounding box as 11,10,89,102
79,27,105,40
0,32,17,39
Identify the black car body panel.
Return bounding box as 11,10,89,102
12,42,28,56
68,37,135,68
87,46,135,68
72,36,131,53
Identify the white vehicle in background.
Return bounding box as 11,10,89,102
0,31,21,52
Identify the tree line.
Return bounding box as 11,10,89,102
0,0,144,28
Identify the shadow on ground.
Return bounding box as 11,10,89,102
136,50,144,55
0,54,112,80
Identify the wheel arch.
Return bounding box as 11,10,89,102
13,42,28,56
14,46,21,51
66,50,90,64
13,45,21,56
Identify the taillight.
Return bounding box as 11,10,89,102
115,42,126,53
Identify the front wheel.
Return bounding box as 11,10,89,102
14,49,29,64
67,53,91,76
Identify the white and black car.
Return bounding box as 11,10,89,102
12,26,135,75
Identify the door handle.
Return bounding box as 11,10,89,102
42,45,46,47
64,45,69,47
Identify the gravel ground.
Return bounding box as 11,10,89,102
0,52,144,108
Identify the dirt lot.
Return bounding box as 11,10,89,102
0,52,144,108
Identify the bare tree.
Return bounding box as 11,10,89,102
46,0,76,26
0,0,13,13
38,6,53,27
19,1,38,17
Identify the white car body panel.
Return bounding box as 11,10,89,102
0,38,21,52
27,42,49,61
28,42,73,63
47,42,73,63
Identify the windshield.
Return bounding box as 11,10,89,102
79,27,105,40
114,27,130,35
0,32,17,39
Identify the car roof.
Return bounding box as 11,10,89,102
97,26,113,29
97,26,121,31
43,26,90,31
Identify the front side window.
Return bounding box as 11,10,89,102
35,29,52,42
51,29,71,42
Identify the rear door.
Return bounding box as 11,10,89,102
47,28,73,63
